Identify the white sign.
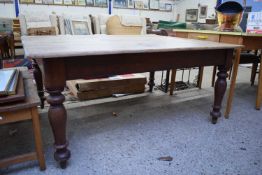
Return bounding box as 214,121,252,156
246,12,262,34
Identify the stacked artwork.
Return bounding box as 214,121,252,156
18,0,173,11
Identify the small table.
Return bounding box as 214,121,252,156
22,35,241,168
0,72,46,171
171,29,262,114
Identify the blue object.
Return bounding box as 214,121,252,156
216,0,222,7
223,0,262,12
216,1,244,14
109,0,112,14
15,0,19,17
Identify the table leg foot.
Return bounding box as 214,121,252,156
32,59,45,109
210,65,227,124
59,160,68,169
211,117,218,124
54,147,70,169
47,90,71,168
148,71,155,92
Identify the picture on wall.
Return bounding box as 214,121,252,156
199,5,207,18
0,0,13,3
35,0,43,3
64,0,74,5
165,3,172,11
143,0,149,9
85,0,93,5
158,2,165,11
149,0,159,10
94,0,107,7
20,0,34,3
134,1,144,9
127,0,134,8
75,0,86,5
53,0,63,4
186,9,198,22
114,0,127,8
43,0,54,4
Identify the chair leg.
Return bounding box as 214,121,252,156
31,107,46,171
170,69,177,95
250,63,258,86
165,70,170,93
225,48,241,118
148,71,155,92
256,57,262,110
228,65,233,80
211,66,217,87
197,67,204,89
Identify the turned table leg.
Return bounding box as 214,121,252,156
46,90,71,169
148,71,155,92
32,59,45,109
210,65,227,124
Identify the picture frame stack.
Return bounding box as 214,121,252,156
0,0,13,3
18,0,173,12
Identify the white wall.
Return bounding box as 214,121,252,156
0,3,16,18
175,0,217,23
0,3,175,22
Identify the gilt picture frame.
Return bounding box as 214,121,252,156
185,9,198,22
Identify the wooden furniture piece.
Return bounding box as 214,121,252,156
212,52,260,87
21,35,240,168
0,73,46,171
0,32,15,59
171,29,262,116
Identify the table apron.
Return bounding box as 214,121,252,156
68,49,233,79
41,49,233,89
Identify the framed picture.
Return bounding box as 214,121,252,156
20,0,34,3
71,21,90,35
149,0,159,10
35,0,43,3
94,0,107,7
114,0,127,8
64,0,73,5
86,0,93,5
43,0,54,4
53,0,63,4
165,3,172,11
134,1,144,9
143,0,149,9
199,5,207,18
75,0,86,5
127,0,134,8
185,9,198,22
0,0,13,2
158,2,165,11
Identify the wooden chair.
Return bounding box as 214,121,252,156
211,51,260,87
0,74,46,171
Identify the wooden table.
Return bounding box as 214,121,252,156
21,35,241,168
171,29,262,116
0,72,46,170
